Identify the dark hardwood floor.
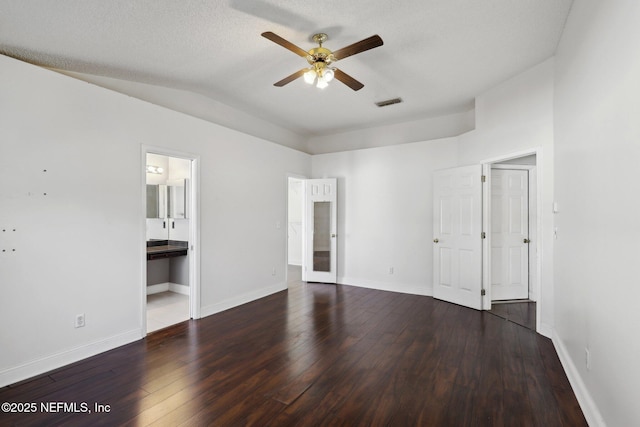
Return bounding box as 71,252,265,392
489,301,537,331
1,281,586,426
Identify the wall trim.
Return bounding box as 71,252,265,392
552,330,606,427
147,282,170,294
146,283,190,295
0,328,142,388
537,322,553,339
338,276,432,297
200,282,287,318
169,283,190,295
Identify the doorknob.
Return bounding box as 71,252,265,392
433,238,439,243
524,238,530,243
331,234,336,238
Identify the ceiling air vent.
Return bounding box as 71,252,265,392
375,97,403,108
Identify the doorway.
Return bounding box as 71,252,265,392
488,154,538,331
143,149,199,333
432,151,541,331
286,176,339,286
287,176,304,286
490,167,530,300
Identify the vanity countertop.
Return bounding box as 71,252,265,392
146,240,188,260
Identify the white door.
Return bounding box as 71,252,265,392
433,165,483,310
303,178,337,283
491,169,529,300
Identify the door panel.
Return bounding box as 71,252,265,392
433,165,483,310
304,179,337,283
491,169,529,300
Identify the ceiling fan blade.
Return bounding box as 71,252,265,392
332,35,383,61
333,69,364,91
274,69,308,87
261,32,309,57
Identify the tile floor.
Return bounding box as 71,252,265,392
146,291,190,333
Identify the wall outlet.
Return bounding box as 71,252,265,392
388,267,394,274
75,314,85,328
271,267,276,276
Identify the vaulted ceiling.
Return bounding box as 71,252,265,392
0,0,573,152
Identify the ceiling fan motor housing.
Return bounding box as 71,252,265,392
307,47,334,65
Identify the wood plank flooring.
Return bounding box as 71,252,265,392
489,301,537,331
0,282,586,426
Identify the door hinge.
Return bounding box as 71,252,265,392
481,175,486,183
481,289,486,296
481,231,486,239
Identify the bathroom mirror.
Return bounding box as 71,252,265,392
167,179,188,219
146,184,167,219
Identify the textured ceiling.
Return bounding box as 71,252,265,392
0,0,573,148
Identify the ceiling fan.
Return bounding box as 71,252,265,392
261,31,383,91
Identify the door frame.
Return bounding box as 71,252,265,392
481,148,542,332
141,145,201,337
285,173,307,288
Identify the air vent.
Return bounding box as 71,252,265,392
375,97,403,108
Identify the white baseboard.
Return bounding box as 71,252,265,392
200,282,287,318
169,283,189,295
147,283,189,295
552,330,606,427
147,282,170,294
537,321,553,339
0,328,142,388
338,276,432,297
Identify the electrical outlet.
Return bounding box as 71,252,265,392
388,267,394,274
75,314,85,328
271,267,276,276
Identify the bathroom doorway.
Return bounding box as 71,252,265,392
143,149,199,333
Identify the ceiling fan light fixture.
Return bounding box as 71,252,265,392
316,77,329,89
322,68,334,83
303,68,316,84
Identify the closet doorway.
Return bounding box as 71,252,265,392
488,154,538,331
143,149,199,333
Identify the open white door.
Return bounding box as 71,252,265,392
491,169,529,300
433,165,483,310
303,178,337,283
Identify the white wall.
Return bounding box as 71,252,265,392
312,138,458,295
0,54,310,386
553,1,640,425
287,178,303,266
310,60,555,303
307,110,474,155
60,70,310,153
458,58,555,336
